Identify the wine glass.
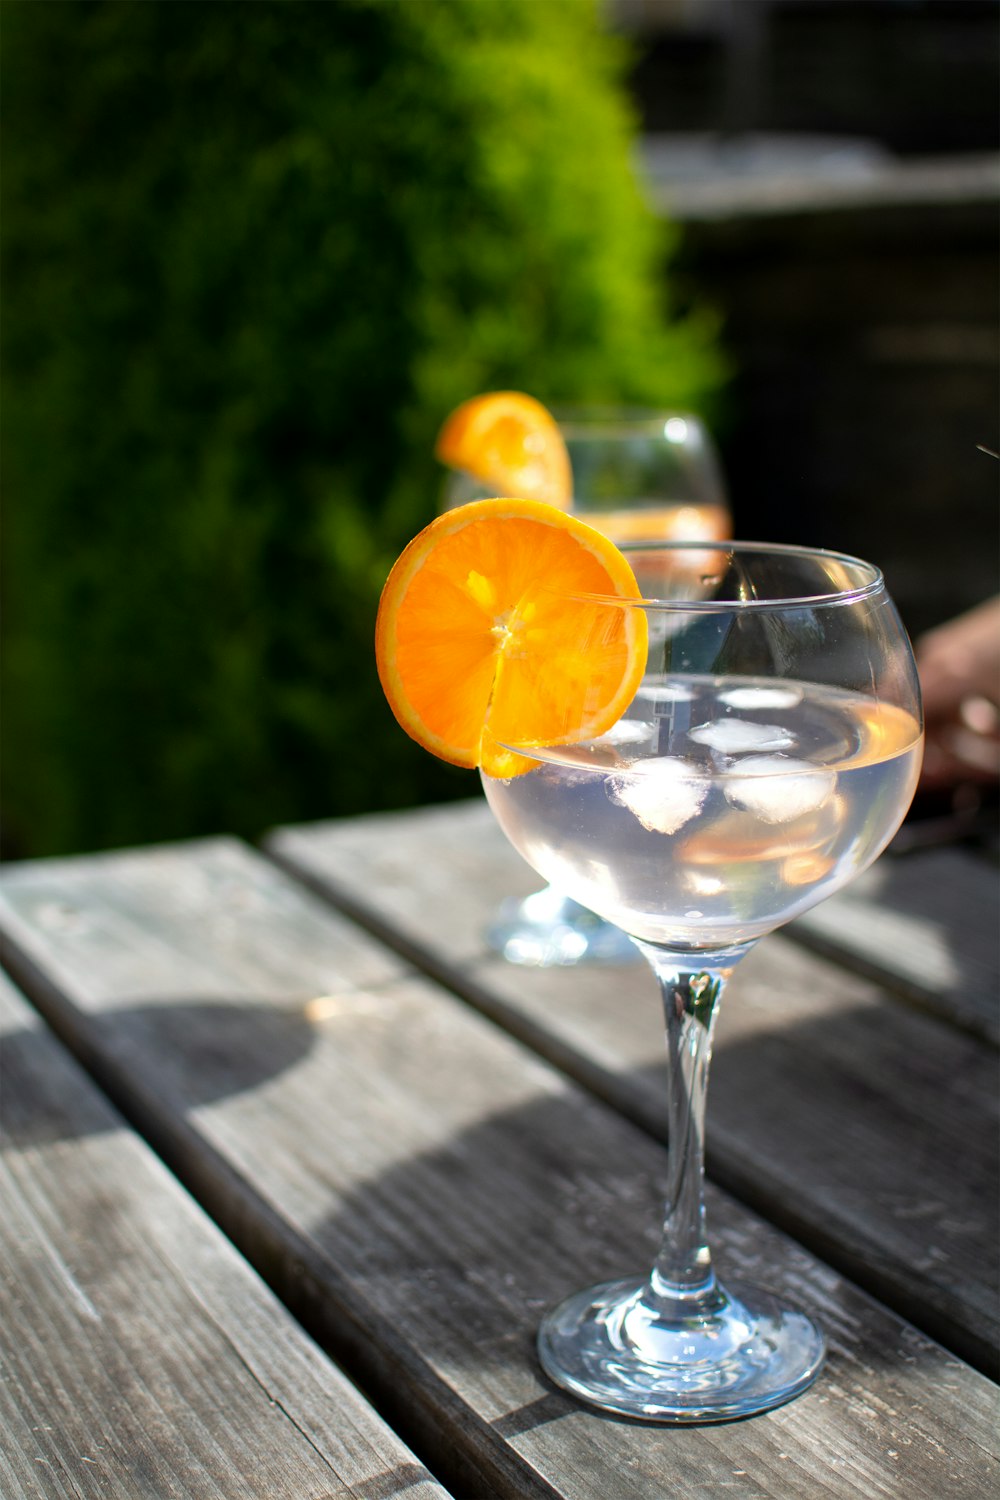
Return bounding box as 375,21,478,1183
480,540,923,1421
444,408,731,965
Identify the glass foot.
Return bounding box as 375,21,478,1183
538,1275,825,1423
486,887,640,966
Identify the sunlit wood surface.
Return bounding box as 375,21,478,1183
1,802,996,1498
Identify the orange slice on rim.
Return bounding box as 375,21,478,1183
435,391,572,508
375,498,648,777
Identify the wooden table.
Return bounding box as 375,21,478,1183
1,798,997,1498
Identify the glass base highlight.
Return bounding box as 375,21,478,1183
486,886,641,966
537,1275,825,1423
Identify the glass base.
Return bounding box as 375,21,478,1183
485,886,641,966
537,1275,825,1423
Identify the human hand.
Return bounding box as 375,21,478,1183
915,596,1000,791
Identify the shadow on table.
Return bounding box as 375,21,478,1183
3,983,995,1403
293,974,998,1388
348,1463,443,1499
1,997,316,1147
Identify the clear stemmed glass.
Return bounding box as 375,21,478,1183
445,409,731,965
480,540,923,1421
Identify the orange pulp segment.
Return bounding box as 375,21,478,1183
375,498,648,777
435,391,572,509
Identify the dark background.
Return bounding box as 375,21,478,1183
615,0,999,634
3,0,997,858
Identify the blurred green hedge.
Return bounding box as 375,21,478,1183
2,0,724,858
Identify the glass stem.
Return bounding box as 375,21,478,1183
632,939,753,1317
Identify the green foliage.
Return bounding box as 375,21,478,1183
2,0,724,857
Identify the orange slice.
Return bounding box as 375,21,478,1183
375,498,648,777
435,391,572,508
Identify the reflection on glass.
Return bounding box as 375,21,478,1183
442,409,732,966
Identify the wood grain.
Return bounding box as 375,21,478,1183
791,844,1000,1041
2,836,997,1499
267,800,1000,1375
0,970,448,1500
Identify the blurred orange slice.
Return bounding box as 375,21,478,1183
435,391,572,508
375,498,648,777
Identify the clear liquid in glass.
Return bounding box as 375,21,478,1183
482,676,922,950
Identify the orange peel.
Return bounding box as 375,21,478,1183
375,498,648,776
435,391,572,508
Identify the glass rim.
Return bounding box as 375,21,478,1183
578,539,886,611
551,406,705,438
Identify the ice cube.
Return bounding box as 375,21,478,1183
723,755,836,823
608,757,708,835
718,686,803,711
688,718,796,753
603,718,655,747
634,681,693,703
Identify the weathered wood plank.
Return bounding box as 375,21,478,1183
790,846,999,1041
1,837,997,1499
266,800,1000,1375
0,969,448,1500
270,801,1000,1039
